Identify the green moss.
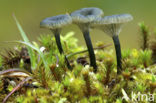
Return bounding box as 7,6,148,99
0,31,156,103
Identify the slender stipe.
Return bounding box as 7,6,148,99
53,30,64,54
112,36,122,74
71,7,104,72
83,30,97,72
92,14,133,74
53,30,72,69
40,14,72,70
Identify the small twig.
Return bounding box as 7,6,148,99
50,55,60,81
0,68,30,75
104,67,111,85
50,64,59,81
3,77,32,103
41,67,48,89
83,73,91,97
66,43,112,58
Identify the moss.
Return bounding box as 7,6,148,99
0,31,156,103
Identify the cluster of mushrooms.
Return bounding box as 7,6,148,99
40,7,133,74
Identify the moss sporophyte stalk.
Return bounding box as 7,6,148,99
1,7,156,103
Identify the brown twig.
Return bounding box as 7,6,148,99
0,68,30,75
66,43,112,58
41,67,48,88
50,55,60,81
3,77,32,103
83,73,91,97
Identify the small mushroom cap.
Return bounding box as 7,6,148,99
93,14,133,25
92,14,133,37
71,7,104,24
40,14,72,30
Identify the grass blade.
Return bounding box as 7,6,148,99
16,41,49,71
13,14,36,70
3,77,32,103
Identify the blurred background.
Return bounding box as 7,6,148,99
0,0,156,50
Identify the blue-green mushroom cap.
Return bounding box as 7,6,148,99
71,7,104,24
92,14,133,37
40,14,72,30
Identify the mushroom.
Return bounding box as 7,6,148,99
71,7,104,72
92,14,133,74
40,14,72,69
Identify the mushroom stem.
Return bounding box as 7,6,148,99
83,30,97,72
112,35,122,74
54,33,64,54
52,30,72,70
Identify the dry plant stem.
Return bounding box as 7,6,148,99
150,42,156,63
104,66,111,85
34,96,39,103
141,28,148,50
52,29,72,70
83,30,97,72
50,55,60,81
150,87,155,94
50,64,60,81
143,31,148,50
83,74,91,97
3,77,32,103
0,68,29,75
112,35,122,74
66,44,111,58
41,67,48,88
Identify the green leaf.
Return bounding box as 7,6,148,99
16,41,49,71
13,14,36,70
